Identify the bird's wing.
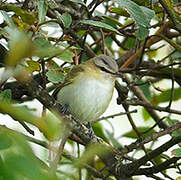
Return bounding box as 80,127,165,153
52,64,85,99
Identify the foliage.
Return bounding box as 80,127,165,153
0,0,181,179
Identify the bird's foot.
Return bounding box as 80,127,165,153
86,122,95,138
61,104,69,114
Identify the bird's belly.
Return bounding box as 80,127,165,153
57,78,114,123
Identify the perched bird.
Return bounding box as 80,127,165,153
53,55,119,124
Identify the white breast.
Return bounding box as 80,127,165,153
57,75,114,123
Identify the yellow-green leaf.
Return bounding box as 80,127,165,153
6,29,34,67
26,60,41,72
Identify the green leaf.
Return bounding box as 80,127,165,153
26,60,41,72
135,26,149,40
37,0,48,23
137,80,151,100
151,87,181,105
140,6,155,23
33,37,62,58
33,37,74,60
125,37,136,49
0,102,61,141
0,10,15,28
114,0,155,39
0,133,12,150
34,36,51,48
57,49,74,63
166,117,181,138
142,108,150,121
74,144,109,167
6,29,33,67
172,148,181,157
55,12,72,28
171,51,181,60
109,7,130,17
0,89,12,103
60,13,72,28
122,126,156,139
92,123,108,143
46,70,65,83
0,126,58,180
95,10,123,27
46,60,66,83
80,20,120,34
0,5,36,25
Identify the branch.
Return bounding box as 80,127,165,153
116,135,181,177
159,0,181,33
119,122,181,156
134,157,180,175
121,99,181,115
121,74,168,129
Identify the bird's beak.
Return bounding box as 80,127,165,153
111,72,122,77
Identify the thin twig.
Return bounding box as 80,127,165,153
92,110,137,124
122,99,181,115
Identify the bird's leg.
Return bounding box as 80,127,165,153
61,104,69,114
86,122,95,138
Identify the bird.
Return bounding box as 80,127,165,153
53,54,119,124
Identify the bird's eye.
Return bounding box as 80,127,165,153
100,66,106,71
100,66,110,73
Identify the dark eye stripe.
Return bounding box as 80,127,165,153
102,59,109,66
100,66,111,73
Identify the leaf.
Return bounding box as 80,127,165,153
46,60,66,83
0,102,61,141
137,80,151,100
0,89,11,103
37,0,48,23
80,20,120,34
34,36,51,48
95,10,123,27
0,133,12,150
6,29,34,67
59,13,72,28
0,10,15,28
125,37,136,48
74,144,109,167
92,123,108,143
151,87,181,105
142,108,150,121
33,37,62,58
46,69,65,83
140,6,155,22
0,5,36,25
172,148,181,157
57,49,74,63
135,26,149,40
33,37,74,59
166,117,181,138
171,51,181,60
26,60,41,72
113,0,155,39
0,126,58,180
109,7,130,17
122,126,156,139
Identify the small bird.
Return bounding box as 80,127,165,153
53,55,119,124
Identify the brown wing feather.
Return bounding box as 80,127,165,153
52,64,85,99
